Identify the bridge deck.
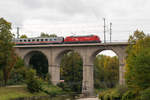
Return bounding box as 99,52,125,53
14,42,129,48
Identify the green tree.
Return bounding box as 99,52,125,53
8,57,38,85
127,30,146,54
4,49,17,85
20,34,27,38
125,35,150,90
125,30,150,90
60,51,83,93
128,30,145,44
0,18,16,85
40,32,57,37
94,55,119,89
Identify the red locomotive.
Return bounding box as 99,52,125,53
13,35,101,45
64,35,101,43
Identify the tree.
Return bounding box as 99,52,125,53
127,30,146,54
20,34,27,38
60,51,83,93
125,31,150,90
0,18,17,85
40,32,57,37
128,30,145,44
3,49,17,85
94,55,119,89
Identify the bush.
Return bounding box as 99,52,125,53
99,91,105,100
26,68,42,93
7,73,24,85
42,83,64,96
115,85,128,96
98,85,128,100
140,88,150,100
104,93,111,100
99,89,112,100
8,67,36,85
110,89,121,100
57,82,71,92
45,73,52,84
25,67,36,80
26,77,42,93
122,90,137,100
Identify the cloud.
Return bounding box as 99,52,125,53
1,0,150,39
21,0,45,9
0,0,24,26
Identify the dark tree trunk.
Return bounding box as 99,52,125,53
3,68,8,86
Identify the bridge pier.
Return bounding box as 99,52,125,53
119,64,125,85
82,64,94,96
118,52,126,85
23,54,31,66
49,64,60,85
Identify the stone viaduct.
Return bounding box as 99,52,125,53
14,42,128,95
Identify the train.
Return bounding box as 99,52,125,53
13,35,101,45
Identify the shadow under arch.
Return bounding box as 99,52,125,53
24,50,49,78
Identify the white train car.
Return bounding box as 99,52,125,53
13,37,64,45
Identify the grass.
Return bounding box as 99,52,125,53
43,84,62,92
42,84,64,96
0,85,48,100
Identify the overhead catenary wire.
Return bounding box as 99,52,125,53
11,21,150,42
11,26,150,34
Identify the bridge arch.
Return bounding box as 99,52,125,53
82,46,127,95
88,46,126,86
90,48,120,64
92,49,119,89
24,50,49,66
55,49,83,65
23,50,49,77
50,48,83,85
57,50,83,92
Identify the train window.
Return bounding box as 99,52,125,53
24,40,26,42
28,39,31,42
32,39,35,41
45,39,48,41
41,39,43,41
20,40,22,42
54,39,56,41
49,39,52,41
37,39,39,41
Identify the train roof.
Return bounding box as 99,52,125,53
69,35,98,37
13,37,63,40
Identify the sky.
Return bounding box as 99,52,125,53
0,0,150,56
